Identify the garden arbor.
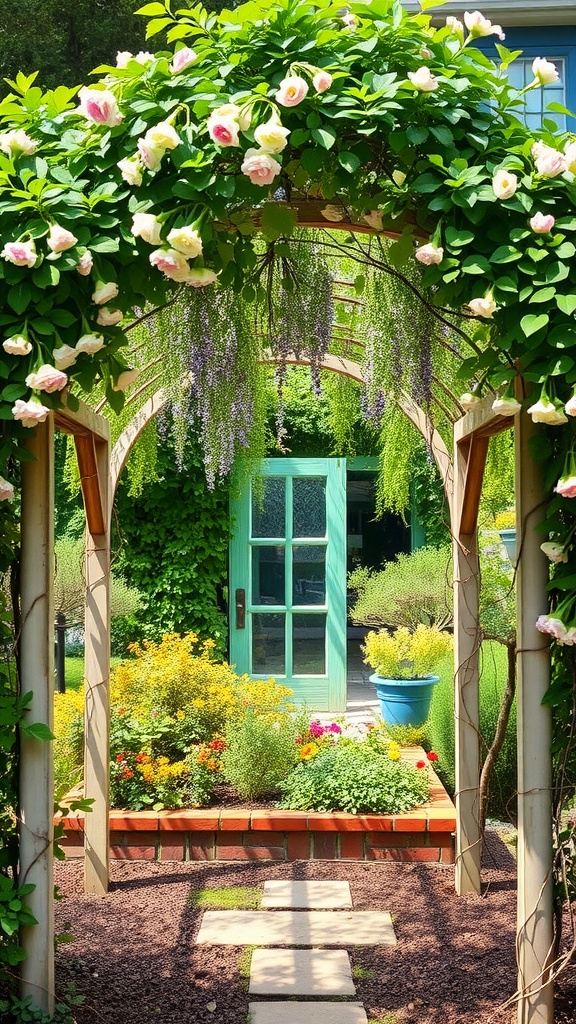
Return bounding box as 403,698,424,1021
4,2,576,1024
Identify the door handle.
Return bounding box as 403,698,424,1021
235,588,246,630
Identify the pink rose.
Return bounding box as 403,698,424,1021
3,335,32,356
415,243,444,265
241,148,281,187
312,70,332,93
207,113,240,147
170,47,197,73
47,224,78,253
555,475,576,498
149,248,191,281
78,88,122,127
25,364,68,393
76,251,93,276
407,67,438,93
275,75,309,107
0,476,14,502
535,615,567,641
2,240,37,267
532,142,566,178
12,399,51,427
530,212,555,234
137,137,165,171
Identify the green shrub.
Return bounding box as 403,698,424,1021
277,743,429,814
222,709,300,798
426,642,517,820
349,545,452,630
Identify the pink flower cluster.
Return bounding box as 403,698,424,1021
309,721,342,738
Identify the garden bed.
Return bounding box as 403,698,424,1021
58,747,456,863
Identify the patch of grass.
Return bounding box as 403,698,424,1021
238,945,255,990
64,655,121,692
352,964,375,980
190,886,261,910
368,1015,399,1024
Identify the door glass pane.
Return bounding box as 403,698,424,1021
252,613,285,675
293,613,326,675
252,546,285,605
293,477,326,537
293,545,326,605
252,478,285,538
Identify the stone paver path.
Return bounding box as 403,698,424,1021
248,948,355,995
196,908,397,946
261,880,352,909
195,878,395,1023
248,1003,368,1024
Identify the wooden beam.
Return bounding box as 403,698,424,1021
74,434,105,535
458,435,490,536
53,394,110,441
19,419,55,1014
455,392,515,444
110,387,169,504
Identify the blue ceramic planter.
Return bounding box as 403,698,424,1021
369,673,440,728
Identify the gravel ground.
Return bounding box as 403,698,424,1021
54,831,576,1024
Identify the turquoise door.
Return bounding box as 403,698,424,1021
229,458,347,711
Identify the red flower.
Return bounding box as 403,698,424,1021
209,739,226,751
122,767,134,780
116,754,125,762
416,760,426,769
427,751,439,762
118,708,125,716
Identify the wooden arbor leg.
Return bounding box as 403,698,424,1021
515,411,553,1024
76,432,111,895
19,419,55,1014
452,434,485,895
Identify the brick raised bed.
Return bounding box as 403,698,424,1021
58,748,456,864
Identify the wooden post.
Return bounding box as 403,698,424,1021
19,419,55,1014
515,411,554,1024
452,436,482,895
79,432,111,895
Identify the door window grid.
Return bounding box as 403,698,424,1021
506,58,566,131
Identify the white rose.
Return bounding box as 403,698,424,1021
96,307,123,327
185,268,219,288
116,51,133,68
0,129,38,157
47,224,78,253
53,344,78,370
145,122,181,150
131,212,163,246
492,168,518,200
532,58,559,87
464,11,505,41
113,369,139,391
253,119,290,154
564,142,576,175
565,395,576,417
492,397,521,416
166,225,203,258
459,393,480,411
407,67,438,92
76,250,94,276
240,148,281,187
446,16,464,38
117,156,143,186
3,335,32,356
527,398,568,425
92,281,119,305
415,243,444,265
75,333,106,355
540,541,568,563
468,293,497,318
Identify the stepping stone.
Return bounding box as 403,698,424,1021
249,1002,367,1024
249,948,355,995
262,880,352,909
196,910,396,946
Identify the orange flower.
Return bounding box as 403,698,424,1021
299,742,319,761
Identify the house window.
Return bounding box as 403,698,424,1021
506,58,567,132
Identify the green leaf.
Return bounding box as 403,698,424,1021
461,255,492,275
529,287,556,304
22,722,55,742
311,126,336,150
337,151,361,174
445,226,474,248
261,204,297,241
553,241,576,260
1,384,26,402
135,2,167,14
7,283,32,315
520,313,549,337
490,245,521,264
300,147,326,176
556,295,576,316
411,172,442,194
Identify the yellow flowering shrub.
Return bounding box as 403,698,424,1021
53,688,84,795
363,624,452,679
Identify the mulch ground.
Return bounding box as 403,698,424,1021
54,830,576,1024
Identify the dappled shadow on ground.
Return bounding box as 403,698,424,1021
54,831,574,1024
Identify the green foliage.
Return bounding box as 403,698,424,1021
189,886,261,909
0,985,84,1024
222,708,301,798
114,429,231,650
349,545,452,630
277,743,429,814
426,645,518,820
54,534,142,626
410,441,450,546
